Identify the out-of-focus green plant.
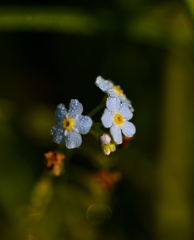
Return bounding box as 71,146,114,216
0,1,194,240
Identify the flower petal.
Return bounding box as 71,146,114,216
120,95,134,112
107,88,119,98
68,99,83,118
119,103,133,120
51,124,65,144
95,76,114,92
110,125,122,144
54,104,67,122
106,97,120,112
65,131,82,149
76,115,93,134
101,109,113,128
121,121,136,137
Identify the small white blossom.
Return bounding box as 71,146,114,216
101,97,136,144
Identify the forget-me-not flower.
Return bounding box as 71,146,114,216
101,97,136,144
95,76,134,112
51,99,92,149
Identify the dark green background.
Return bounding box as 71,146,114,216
0,1,194,239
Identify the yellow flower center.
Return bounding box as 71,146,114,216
114,113,123,125
113,86,123,95
63,118,74,130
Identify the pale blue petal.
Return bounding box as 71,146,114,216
55,104,67,122
65,131,82,149
119,103,133,120
101,109,113,128
106,97,120,112
110,125,122,144
121,121,136,137
128,104,134,113
107,88,118,98
120,95,134,112
95,76,114,92
68,99,83,118
51,124,65,144
76,115,92,134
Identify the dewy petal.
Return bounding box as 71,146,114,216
110,125,122,144
101,109,113,128
121,121,136,137
120,95,134,112
106,97,120,112
65,131,82,149
107,88,118,98
119,103,133,120
68,99,83,118
51,124,65,144
54,104,67,122
76,115,92,134
95,76,114,92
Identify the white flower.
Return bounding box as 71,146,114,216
101,97,136,144
95,76,134,112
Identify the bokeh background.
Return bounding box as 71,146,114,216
0,0,194,239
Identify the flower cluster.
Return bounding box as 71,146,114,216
50,76,136,155
96,76,136,145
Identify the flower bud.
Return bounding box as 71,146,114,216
102,144,111,155
100,134,111,145
109,143,116,152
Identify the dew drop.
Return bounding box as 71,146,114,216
86,204,112,225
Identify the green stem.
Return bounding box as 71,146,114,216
88,96,107,117
89,122,103,140
88,105,104,117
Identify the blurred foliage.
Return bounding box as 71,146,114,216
0,0,194,240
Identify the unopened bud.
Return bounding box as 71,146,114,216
102,144,111,155
100,134,111,145
109,143,116,152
